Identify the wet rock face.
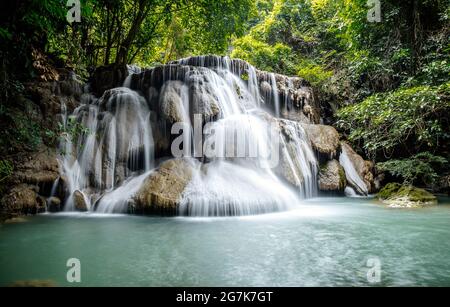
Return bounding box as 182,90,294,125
73,190,88,212
12,147,60,187
1,184,46,215
160,81,188,124
46,197,61,212
0,69,83,220
258,72,320,124
301,124,340,157
25,78,83,134
319,160,346,192
134,159,194,214
90,64,128,97
127,56,318,124
377,183,437,208
1,146,65,216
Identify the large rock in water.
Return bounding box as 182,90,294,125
319,160,346,192
377,183,437,208
301,124,340,157
340,142,375,193
134,159,194,214
73,190,88,212
1,184,46,215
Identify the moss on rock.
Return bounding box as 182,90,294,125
377,183,437,208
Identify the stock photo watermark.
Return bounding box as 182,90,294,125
170,114,281,168
66,258,81,283
366,257,382,284
367,0,381,23
66,0,81,24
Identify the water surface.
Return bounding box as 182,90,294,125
1,197,450,286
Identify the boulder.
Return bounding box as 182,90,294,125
301,124,340,156
191,90,220,120
73,190,88,212
134,159,194,214
1,184,45,215
160,81,187,123
319,160,347,191
46,197,61,212
377,183,437,208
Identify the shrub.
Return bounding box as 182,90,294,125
297,59,333,87
337,82,450,158
377,152,447,185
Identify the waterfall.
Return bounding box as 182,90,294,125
59,88,154,211
339,146,368,196
270,73,280,117
58,55,319,216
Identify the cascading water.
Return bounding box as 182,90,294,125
59,88,154,211
339,145,368,196
57,55,319,216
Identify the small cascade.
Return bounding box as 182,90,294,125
59,88,154,212
339,146,368,196
123,65,142,88
49,177,59,198
270,73,280,117
344,186,358,197
45,177,60,212
58,55,319,216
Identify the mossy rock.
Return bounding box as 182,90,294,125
377,183,402,200
377,183,437,208
318,159,346,191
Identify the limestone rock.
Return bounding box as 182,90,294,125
90,64,128,97
319,160,347,191
46,197,61,212
134,159,194,214
73,190,88,212
13,148,59,186
377,183,437,208
301,124,340,156
1,184,45,215
160,81,187,123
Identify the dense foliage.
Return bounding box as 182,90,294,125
0,0,449,190
231,0,449,186
337,83,450,158
0,0,253,155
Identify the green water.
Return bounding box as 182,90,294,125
1,197,450,286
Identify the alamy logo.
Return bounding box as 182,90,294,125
66,258,81,283
366,257,381,283
170,114,281,169
66,0,81,24
367,0,381,23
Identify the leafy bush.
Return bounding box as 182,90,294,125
297,59,333,87
0,159,13,183
57,117,90,154
377,152,447,185
337,82,450,158
231,36,296,74
0,159,13,197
